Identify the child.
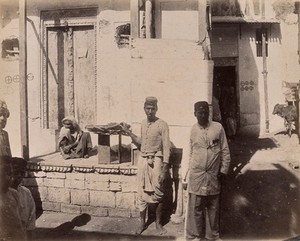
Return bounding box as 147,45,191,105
0,155,25,240
11,157,36,240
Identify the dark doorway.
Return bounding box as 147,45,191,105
213,66,239,139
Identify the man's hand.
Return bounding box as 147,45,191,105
120,122,141,149
218,172,227,183
63,145,72,153
159,163,169,186
120,122,131,135
76,131,83,141
159,171,168,186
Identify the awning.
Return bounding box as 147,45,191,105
212,16,280,24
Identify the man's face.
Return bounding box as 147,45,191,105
63,120,74,130
144,104,157,121
0,110,8,130
195,108,209,126
11,167,25,189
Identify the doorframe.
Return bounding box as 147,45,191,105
213,57,240,130
40,8,97,129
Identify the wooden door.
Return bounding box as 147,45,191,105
73,26,96,129
47,28,65,129
46,25,96,130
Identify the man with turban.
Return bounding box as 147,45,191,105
0,99,12,157
121,96,171,235
181,101,231,241
58,116,93,159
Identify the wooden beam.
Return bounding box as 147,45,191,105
19,0,29,160
297,3,300,143
298,2,300,65
262,27,269,133
261,0,265,19
198,0,212,59
145,0,153,38
154,0,162,38
198,0,207,43
297,81,300,144
130,0,140,38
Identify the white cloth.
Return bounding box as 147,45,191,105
17,185,36,231
181,121,231,196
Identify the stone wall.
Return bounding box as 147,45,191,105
23,164,139,218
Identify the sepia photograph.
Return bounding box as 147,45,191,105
0,0,300,240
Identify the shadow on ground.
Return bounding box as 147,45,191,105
33,213,180,241
34,228,178,241
220,135,300,240
32,134,300,241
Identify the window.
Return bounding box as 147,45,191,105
2,37,19,60
115,23,130,48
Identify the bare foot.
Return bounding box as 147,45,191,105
135,224,146,236
156,223,167,235
144,216,155,229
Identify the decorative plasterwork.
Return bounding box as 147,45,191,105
27,161,138,175
66,27,75,117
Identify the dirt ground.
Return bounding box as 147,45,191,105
33,131,300,241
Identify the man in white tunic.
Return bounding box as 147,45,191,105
181,101,231,241
122,96,171,235
11,157,36,240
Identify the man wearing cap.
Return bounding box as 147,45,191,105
121,96,171,235
0,99,12,157
181,101,231,241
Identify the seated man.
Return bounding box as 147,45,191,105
58,116,93,159
11,157,36,240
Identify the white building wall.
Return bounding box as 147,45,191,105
0,2,213,157
0,16,22,157
1,0,299,158
238,21,299,136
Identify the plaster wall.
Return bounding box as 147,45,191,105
0,7,62,156
0,5,212,157
97,9,213,149
161,10,198,41
211,21,298,136
238,22,298,136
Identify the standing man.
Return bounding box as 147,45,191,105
11,157,36,240
181,101,231,241
0,99,12,156
121,96,171,235
0,156,26,241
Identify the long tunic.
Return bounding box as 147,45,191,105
17,185,36,231
140,118,170,163
181,121,231,196
0,188,25,240
137,118,171,210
